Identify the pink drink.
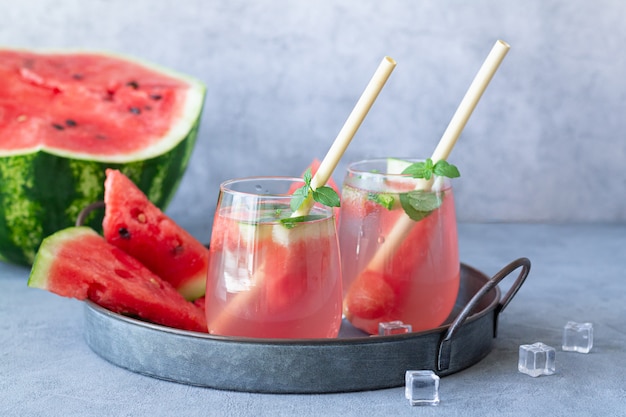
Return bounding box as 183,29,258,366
205,178,342,339
339,159,460,335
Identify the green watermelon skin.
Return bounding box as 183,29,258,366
0,124,199,266
28,226,207,333
0,49,205,266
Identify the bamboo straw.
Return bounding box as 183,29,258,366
362,40,510,273
209,56,397,335
293,56,397,217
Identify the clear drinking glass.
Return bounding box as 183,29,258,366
338,159,460,335
205,177,343,339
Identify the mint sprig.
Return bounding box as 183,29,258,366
289,168,340,211
397,158,460,221
401,158,460,180
282,168,340,228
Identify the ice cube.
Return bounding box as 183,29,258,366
378,320,412,336
405,370,440,406
562,321,593,353
518,342,556,377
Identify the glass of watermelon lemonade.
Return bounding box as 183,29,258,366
205,177,343,339
339,158,460,335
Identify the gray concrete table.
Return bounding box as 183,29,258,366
1,223,624,416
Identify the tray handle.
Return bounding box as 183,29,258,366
437,257,531,372
76,201,105,226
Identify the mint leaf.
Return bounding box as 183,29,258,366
290,185,310,211
312,186,341,208
401,158,460,180
302,168,313,186
433,160,460,178
399,190,442,221
280,214,326,229
402,161,430,179
368,193,395,210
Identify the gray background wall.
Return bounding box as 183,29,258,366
3,0,625,241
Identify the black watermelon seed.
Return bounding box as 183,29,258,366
95,134,107,140
129,107,141,115
52,123,64,130
72,74,84,80
150,94,162,101
65,119,77,127
114,268,133,279
126,80,139,89
118,227,131,239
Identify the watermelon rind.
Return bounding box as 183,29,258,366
386,157,412,174
0,49,206,266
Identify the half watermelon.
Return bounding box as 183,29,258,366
0,48,206,266
103,169,209,301
27,226,207,332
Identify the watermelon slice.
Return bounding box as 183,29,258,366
103,169,209,301
0,48,205,266
27,226,207,332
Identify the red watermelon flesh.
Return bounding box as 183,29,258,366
193,295,206,313
27,226,207,333
103,169,209,301
0,49,195,158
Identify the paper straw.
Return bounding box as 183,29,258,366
431,39,510,162
293,56,397,217
364,40,510,272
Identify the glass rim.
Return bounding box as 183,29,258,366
345,158,453,190
220,176,306,198
218,176,334,220
346,158,424,176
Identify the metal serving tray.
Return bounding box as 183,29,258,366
83,258,530,394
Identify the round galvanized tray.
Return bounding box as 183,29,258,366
83,258,530,393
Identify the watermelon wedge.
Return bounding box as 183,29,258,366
28,226,207,332
103,169,209,300
0,48,205,266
